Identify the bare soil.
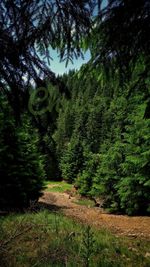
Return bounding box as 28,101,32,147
39,190,150,239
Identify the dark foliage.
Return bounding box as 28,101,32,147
0,0,96,115
0,0,150,214
91,0,150,80
0,97,45,209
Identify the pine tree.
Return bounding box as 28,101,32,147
0,97,45,209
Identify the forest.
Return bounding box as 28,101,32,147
0,0,150,266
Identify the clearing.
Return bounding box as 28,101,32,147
40,181,150,239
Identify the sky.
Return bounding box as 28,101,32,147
48,0,108,75
49,49,91,75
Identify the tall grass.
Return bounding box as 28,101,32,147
0,210,150,267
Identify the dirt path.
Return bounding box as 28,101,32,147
39,191,150,239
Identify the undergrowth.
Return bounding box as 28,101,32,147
0,210,150,267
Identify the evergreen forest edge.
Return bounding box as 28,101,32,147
0,0,150,216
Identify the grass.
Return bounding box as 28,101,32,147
45,181,95,207
0,210,150,267
73,198,95,208
45,180,73,193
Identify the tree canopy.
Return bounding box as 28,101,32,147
0,0,96,114
53,0,150,215
0,0,150,215
90,0,150,80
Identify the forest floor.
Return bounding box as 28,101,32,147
39,182,150,239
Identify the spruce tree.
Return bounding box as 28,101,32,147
0,97,45,209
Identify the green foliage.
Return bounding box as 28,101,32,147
0,97,45,208
1,211,150,267
90,1,150,81
54,57,150,215
81,226,95,267
60,138,84,183
92,142,125,213
117,99,150,215
76,152,99,196
0,0,96,115
1,0,150,216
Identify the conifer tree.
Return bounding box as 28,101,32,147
0,97,45,209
